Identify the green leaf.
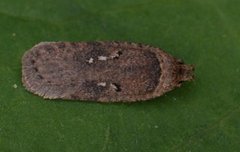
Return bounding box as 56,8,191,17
0,0,239,151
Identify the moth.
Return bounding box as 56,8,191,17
22,41,194,102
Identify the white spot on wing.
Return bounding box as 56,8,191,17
87,58,94,63
97,82,107,87
98,56,107,61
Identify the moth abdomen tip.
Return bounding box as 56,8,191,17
179,64,195,81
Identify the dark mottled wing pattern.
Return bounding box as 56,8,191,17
22,41,194,102
22,42,161,101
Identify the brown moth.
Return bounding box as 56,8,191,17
22,41,194,102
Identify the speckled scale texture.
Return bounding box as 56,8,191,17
22,41,194,102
